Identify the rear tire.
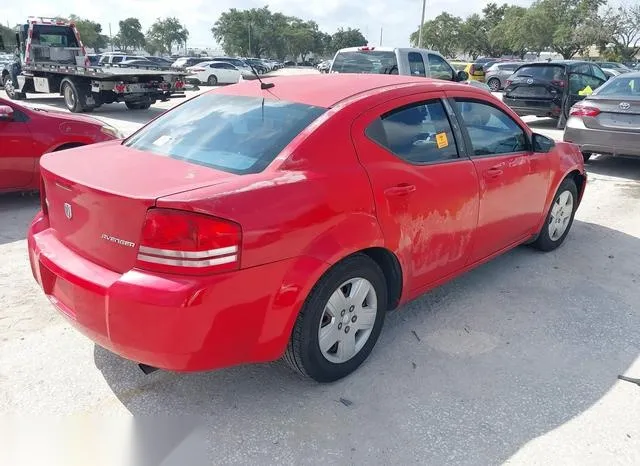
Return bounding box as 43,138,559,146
61,79,86,113
531,178,578,252
283,254,387,383
4,75,26,100
488,78,501,92
207,74,218,86
125,101,151,110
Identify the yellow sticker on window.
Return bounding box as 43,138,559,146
436,132,449,149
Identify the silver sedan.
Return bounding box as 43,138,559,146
563,71,640,162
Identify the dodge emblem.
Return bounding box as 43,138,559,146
63,202,73,220
619,102,631,110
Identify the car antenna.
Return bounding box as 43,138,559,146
248,62,275,90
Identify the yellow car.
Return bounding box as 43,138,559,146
464,63,485,82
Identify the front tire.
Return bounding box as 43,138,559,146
532,178,578,252
207,74,218,86
125,101,151,110
284,254,387,382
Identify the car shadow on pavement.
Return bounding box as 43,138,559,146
587,155,640,182
94,219,640,464
22,96,168,125
525,117,559,130
0,193,40,245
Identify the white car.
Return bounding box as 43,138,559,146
186,61,242,86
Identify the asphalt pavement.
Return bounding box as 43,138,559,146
1,70,639,465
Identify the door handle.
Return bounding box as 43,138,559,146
384,183,416,197
485,167,504,178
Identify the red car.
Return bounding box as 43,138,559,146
0,97,121,192
28,75,586,382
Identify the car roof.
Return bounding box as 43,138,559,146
217,74,473,108
335,46,442,55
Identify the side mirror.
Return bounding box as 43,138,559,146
532,133,555,153
0,105,14,122
456,70,469,82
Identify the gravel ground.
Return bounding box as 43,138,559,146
1,70,639,465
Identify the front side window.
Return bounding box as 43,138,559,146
591,64,607,82
125,94,326,175
455,100,528,156
112,56,123,64
366,100,459,164
408,52,426,77
427,54,454,81
569,73,605,95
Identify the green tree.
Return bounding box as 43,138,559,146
529,0,607,59
68,15,108,51
114,18,145,53
147,17,189,55
489,6,530,57
410,12,462,58
329,28,367,54
212,7,273,57
609,4,640,61
0,24,15,51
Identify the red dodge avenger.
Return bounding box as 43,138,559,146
28,74,586,382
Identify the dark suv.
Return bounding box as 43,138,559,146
503,61,607,128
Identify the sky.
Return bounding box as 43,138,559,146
5,0,538,52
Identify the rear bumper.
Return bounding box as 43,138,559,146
28,213,327,372
563,118,640,157
503,98,561,118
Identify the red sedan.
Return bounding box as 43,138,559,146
28,75,586,382
0,97,121,192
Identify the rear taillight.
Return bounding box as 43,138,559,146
570,104,600,117
551,79,565,88
190,68,205,72
135,209,241,276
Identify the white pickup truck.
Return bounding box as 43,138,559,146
3,17,189,112
330,46,490,91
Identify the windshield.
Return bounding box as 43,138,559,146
124,93,326,175
592,76,640,97
331,51,398,74
513,65,565,81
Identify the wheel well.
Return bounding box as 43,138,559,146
359,247,403,311
567,169,586,204
53,142,85,152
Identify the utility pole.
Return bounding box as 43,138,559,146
418,0,426,48
248,22,251,57
380,26,383,46
109,23,113,52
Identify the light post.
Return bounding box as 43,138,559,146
417,0,426,48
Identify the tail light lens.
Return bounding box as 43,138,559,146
551,79,565,88
135,209,241,276
190,68,205,72
570,104,600,117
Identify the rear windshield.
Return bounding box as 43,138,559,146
513,65,565,81
124,93,326,175
331,51,398,74
593,76,640,96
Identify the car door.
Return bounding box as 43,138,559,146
567,63,607,110
0,103,36,190
220,63,238,83
351,93,480,292
447,92,551,263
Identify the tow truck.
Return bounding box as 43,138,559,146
2,17,189,112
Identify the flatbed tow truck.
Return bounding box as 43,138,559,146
3,17,191,112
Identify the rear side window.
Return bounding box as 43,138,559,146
366,100,459,164
500,64,518,71
124,94,326,175
408,52,426,77
513,65,565,81
112,56,123,64
331,51,398,74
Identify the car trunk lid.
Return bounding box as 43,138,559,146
39,141,237,273
581,97,640,132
